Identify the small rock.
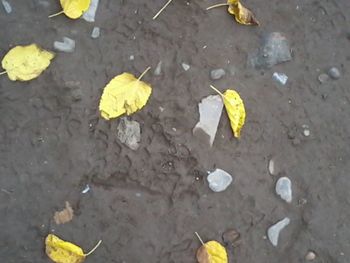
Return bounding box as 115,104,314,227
207,169,233,192
276,177,292,203
272,72,288,85
222,229,241,247
54,37,75,53
305,251,316,261
117,118,141,150
210,68,226,80
318,73,329,84
129,55,134,60
154,61,162,76
182,63,190,71
82,0,99,22
91,27,100,39
328,67,341,79
302,124,310,137
249,32,292,68
1,0,12,14
268,159,277,175
267,217,290,246
81,184,90,194
303,129,310,137
193,95,223,146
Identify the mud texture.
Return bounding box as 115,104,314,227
0,0,350,262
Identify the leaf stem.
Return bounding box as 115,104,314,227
48,10,64,18
153,0,173,20
138,66,151,81
210,85,224,97
206,3,229,10
194,232,205,246
85,240,102,256
0,71,7,76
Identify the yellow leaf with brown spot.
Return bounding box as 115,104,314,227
227,0,259,26
196,240,228,263
1,44,54,81
60,0,91,19
99,69,152,120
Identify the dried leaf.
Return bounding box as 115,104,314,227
45,234,85,263
54,201,74,225
99,68,152,120
210,86,246,138
196,241,228,263
60,0,91,19
1,44,54,81
227,0,259,25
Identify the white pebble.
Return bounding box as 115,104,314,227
276,177,292,203
129,55,134,61
268,159,275,175
54,37,75,53
305,251,316,261
182,63,190,71
207,169,233,192
91,27,100,39
267,217,290,246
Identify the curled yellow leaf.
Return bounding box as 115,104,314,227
60,0,91,19
210,85,246,138
227,0,259,25
1,44,54,81
99,67,152,120
196,240,228,263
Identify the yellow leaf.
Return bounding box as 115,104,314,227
227,0,259,25
99,68,152,120
1,44,54,81
210,85,246,138
45,234,85,263
60,0,91,19
196,241,228,263
45,234,102,263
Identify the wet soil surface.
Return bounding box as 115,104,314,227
0,0,350,262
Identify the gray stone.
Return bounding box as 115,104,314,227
207,169,233,192
91,27,100,39
2,0,11,13
154,61,162,76
318,73,329,84
54,37,75,53
272,72,288,85
276,177,292,203
328,67,341,79
193,95,223,146
267,217,290,246
248,32,292,68
117,118,141,150
210,68,226,80
82,0,99,22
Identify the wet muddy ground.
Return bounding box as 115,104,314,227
0,0,350,262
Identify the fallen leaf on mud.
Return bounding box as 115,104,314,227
227,0,259,25
99,67,152,120
60,0,91,19
1,44,54,81
196,240,228,263
45,234,85,263
45,234,102,263
54,201,74,225
210,85,246,138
